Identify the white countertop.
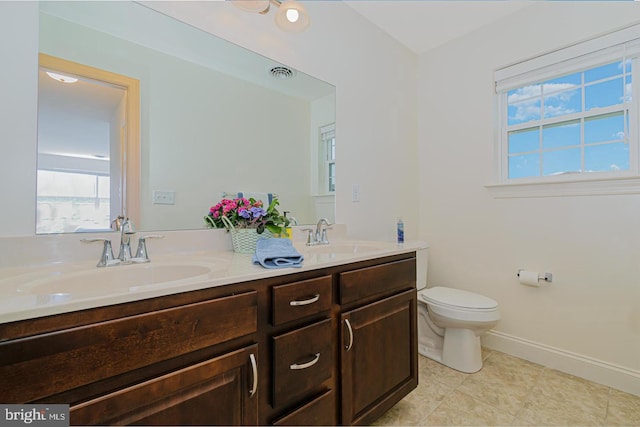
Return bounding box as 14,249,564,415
0,234,427,324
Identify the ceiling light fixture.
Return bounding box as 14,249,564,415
231,0,310,32
46,71,78,84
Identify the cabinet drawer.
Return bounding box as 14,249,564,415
0,291,258,403
273,389,335,426
272,276,332,326
339,258,415,305
272,318,333,407
70,345,259,426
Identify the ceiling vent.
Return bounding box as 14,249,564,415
270,66,295,80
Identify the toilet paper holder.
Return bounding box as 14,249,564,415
517,269,553,283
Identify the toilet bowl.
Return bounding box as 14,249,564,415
417,286,500,373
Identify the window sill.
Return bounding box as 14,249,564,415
484,176,640,198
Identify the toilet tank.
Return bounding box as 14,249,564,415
416,247,428,291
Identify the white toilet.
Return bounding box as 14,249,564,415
417,285,500,373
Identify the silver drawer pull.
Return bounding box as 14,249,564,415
289,294,320,306
344,319,353,352
249,353,258,398
289,353,320,370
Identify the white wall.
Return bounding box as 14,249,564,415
418,2,640,394
0,2,38,236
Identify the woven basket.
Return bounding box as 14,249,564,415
221,216,273,253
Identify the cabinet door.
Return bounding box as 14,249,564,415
340,289,417,426
70,345,259,426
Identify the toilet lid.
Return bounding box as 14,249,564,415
421,286,498,310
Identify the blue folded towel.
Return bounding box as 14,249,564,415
252,237,304,269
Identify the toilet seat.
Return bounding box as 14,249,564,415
420,286,498,311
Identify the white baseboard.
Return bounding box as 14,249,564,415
483,330,640,397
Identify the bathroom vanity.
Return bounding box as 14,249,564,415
0,234,424,426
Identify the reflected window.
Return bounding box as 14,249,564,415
320,123,336,193
36,170,111,233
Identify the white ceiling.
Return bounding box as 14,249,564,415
344,1,533,54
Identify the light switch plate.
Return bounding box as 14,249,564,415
153,190,175,205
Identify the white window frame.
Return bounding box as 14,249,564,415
320,123,336,194
488,23,640,198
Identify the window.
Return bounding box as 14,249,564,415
494,24,640,195
36,170,111,234
320,123,336,193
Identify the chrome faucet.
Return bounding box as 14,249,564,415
303,218,333,246
315,218,332,244
83,218,164,267
81,238,120,267
117,218,136,262
134,235,164,263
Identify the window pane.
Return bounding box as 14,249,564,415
584,61,623,83
584,142,629,172
508,128,539,154
625,75,632,102
543,148,581,176
542,120,580,149
36,170,111,234
585,78,624,110
508,99,541,125
543,72,581,93
37,170,97,198
508,84,541,102
585,112,625,144
97,176,110,198
543,89,581,119
328,163,335,192
509,153,539,179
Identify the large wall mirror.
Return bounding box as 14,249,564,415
37,1,336,234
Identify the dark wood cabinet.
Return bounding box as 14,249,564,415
70,345,259,426
0,252,417,426
340,289,418,426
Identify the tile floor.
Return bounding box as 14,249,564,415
373,349,640,426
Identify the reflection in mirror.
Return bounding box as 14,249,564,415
37,54,140,234
37,1,336,234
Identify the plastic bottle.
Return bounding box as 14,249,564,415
397,218,404,244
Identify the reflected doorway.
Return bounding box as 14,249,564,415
36,54,140,234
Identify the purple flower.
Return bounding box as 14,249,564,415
250,207,266,218
238,208,251,219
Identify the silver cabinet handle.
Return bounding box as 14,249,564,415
344,319,354,352
289,294,320,306
289,353,320,370
249,353,258,398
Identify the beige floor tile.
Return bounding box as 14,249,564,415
374,350,640,427
457,351,544,415
418,354,470,388
420,390,514,426
371,379,455,426
605,388,640,426
514,369,609,426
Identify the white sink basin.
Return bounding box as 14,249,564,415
16,262,217,296
303,243,382,255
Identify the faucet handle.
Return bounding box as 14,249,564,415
134,235,164,262
81,238,120,268
319,227,332,245
301,228,316,246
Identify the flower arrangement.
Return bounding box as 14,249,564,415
205,196,289,235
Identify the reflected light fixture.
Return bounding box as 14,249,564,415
46,71,78,83
231,0,310,32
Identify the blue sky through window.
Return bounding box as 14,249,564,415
506,60,630,179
